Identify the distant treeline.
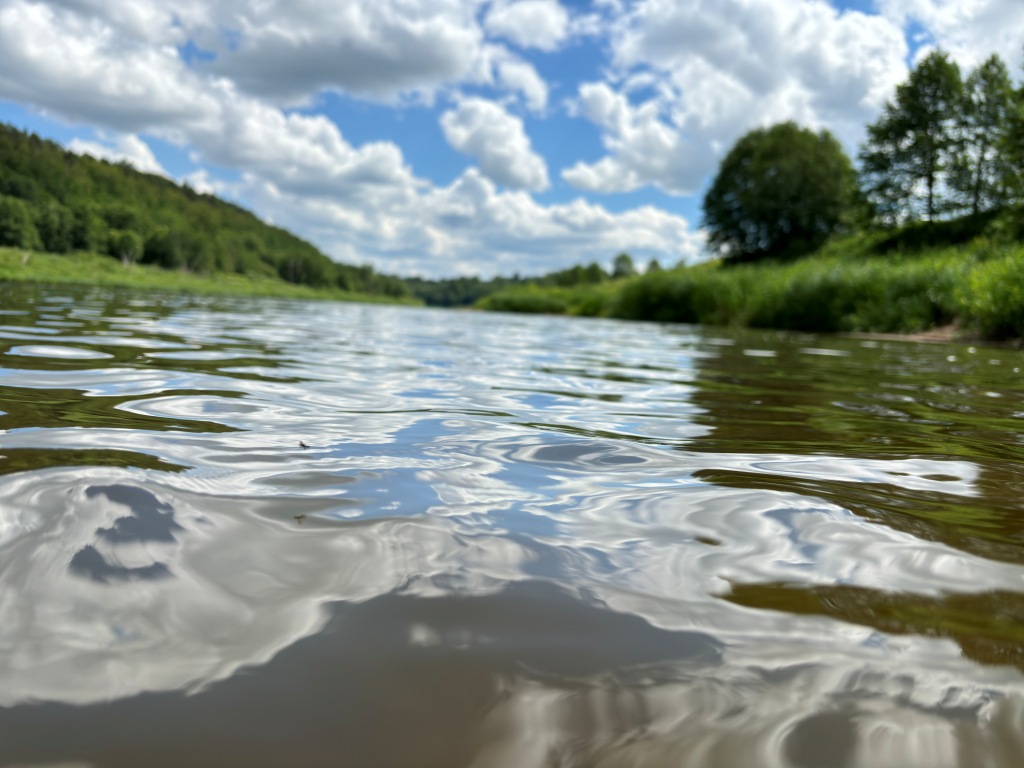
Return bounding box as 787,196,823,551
0,124,408,298
405,255,644,307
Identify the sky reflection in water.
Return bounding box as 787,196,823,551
1,284,1024,767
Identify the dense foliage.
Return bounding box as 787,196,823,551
407,261,611,306
0,124,409,298
860,50,1024,223
479,208,1024,339
702,122,859,262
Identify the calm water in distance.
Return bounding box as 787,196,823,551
2,283,1024,767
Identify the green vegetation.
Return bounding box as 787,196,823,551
4,46,1024,339
480,47,1024,341
0,248,414,303
480,210,1024,340
860,49,1023,225
405,261,612,306
0,124,411,300
703,122,859,262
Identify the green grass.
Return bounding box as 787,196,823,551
0,248,420,305
476,282,619,316
477,229,1024,340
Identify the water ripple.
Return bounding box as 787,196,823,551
2,284,1024,766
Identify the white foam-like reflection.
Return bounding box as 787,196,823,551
7,345,113,360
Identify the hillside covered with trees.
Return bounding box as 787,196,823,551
0,124,409,299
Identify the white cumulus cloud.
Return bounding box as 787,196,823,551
484,0,570,52
205,0,488,104
0,1,699,275
562,83,706,194
878,0,1024,71
441,98,549,191
564,0,910,197
67,133,168,177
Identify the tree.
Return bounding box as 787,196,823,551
0,195,41,249
1001,55,1024,203
108,229,143,265
72,206,108,252
702,121,858,262
35,201,74,253
612,253,637,278
951,54,1017,214
860,50,963,223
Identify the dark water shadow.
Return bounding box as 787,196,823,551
0,581,721,768
68,485,183,584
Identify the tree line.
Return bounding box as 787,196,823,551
0,124,409,298
703,49,1024,263
404,253,649,306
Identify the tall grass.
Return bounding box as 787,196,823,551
478,282,618,316
479,239,1024,340
955,246,1024,338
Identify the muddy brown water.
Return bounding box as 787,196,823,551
2,283,1024,767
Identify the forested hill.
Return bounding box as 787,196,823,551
0,123,408,298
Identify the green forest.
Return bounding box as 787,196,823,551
0,124,409,299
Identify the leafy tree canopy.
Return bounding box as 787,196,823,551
612,253,637,278
702,121,858,263
952,54,1017,215
860,50,963,223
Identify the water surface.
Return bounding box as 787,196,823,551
2,283,1024,767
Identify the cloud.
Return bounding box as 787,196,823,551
0,2,217,132
67,133,168,176
441,98,549,191
24,1,552,110
495,56,549,112
205,0,487,104
562,83,707,194
878,0,1024,71
484,0,570,52
239,168,703,277
0,0,702,276
564,0,909,196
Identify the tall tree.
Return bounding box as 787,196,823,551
860,50,963,223
1001,54,1024,204
951,54,1017,214
612,253,637,278
703,122,858,262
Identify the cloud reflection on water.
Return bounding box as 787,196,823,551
2,287,1024,766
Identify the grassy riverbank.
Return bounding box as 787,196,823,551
0,248,420,304
479,229,1024,341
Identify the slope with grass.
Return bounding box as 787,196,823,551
0,248,418,304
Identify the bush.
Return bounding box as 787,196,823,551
478,286,570,314
955,247,1024,338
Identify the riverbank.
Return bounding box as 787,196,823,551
478,230,1024,341
0,248,421,305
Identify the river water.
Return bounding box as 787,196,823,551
1,283,1024,767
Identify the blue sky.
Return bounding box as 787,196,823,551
0,0,1021,277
